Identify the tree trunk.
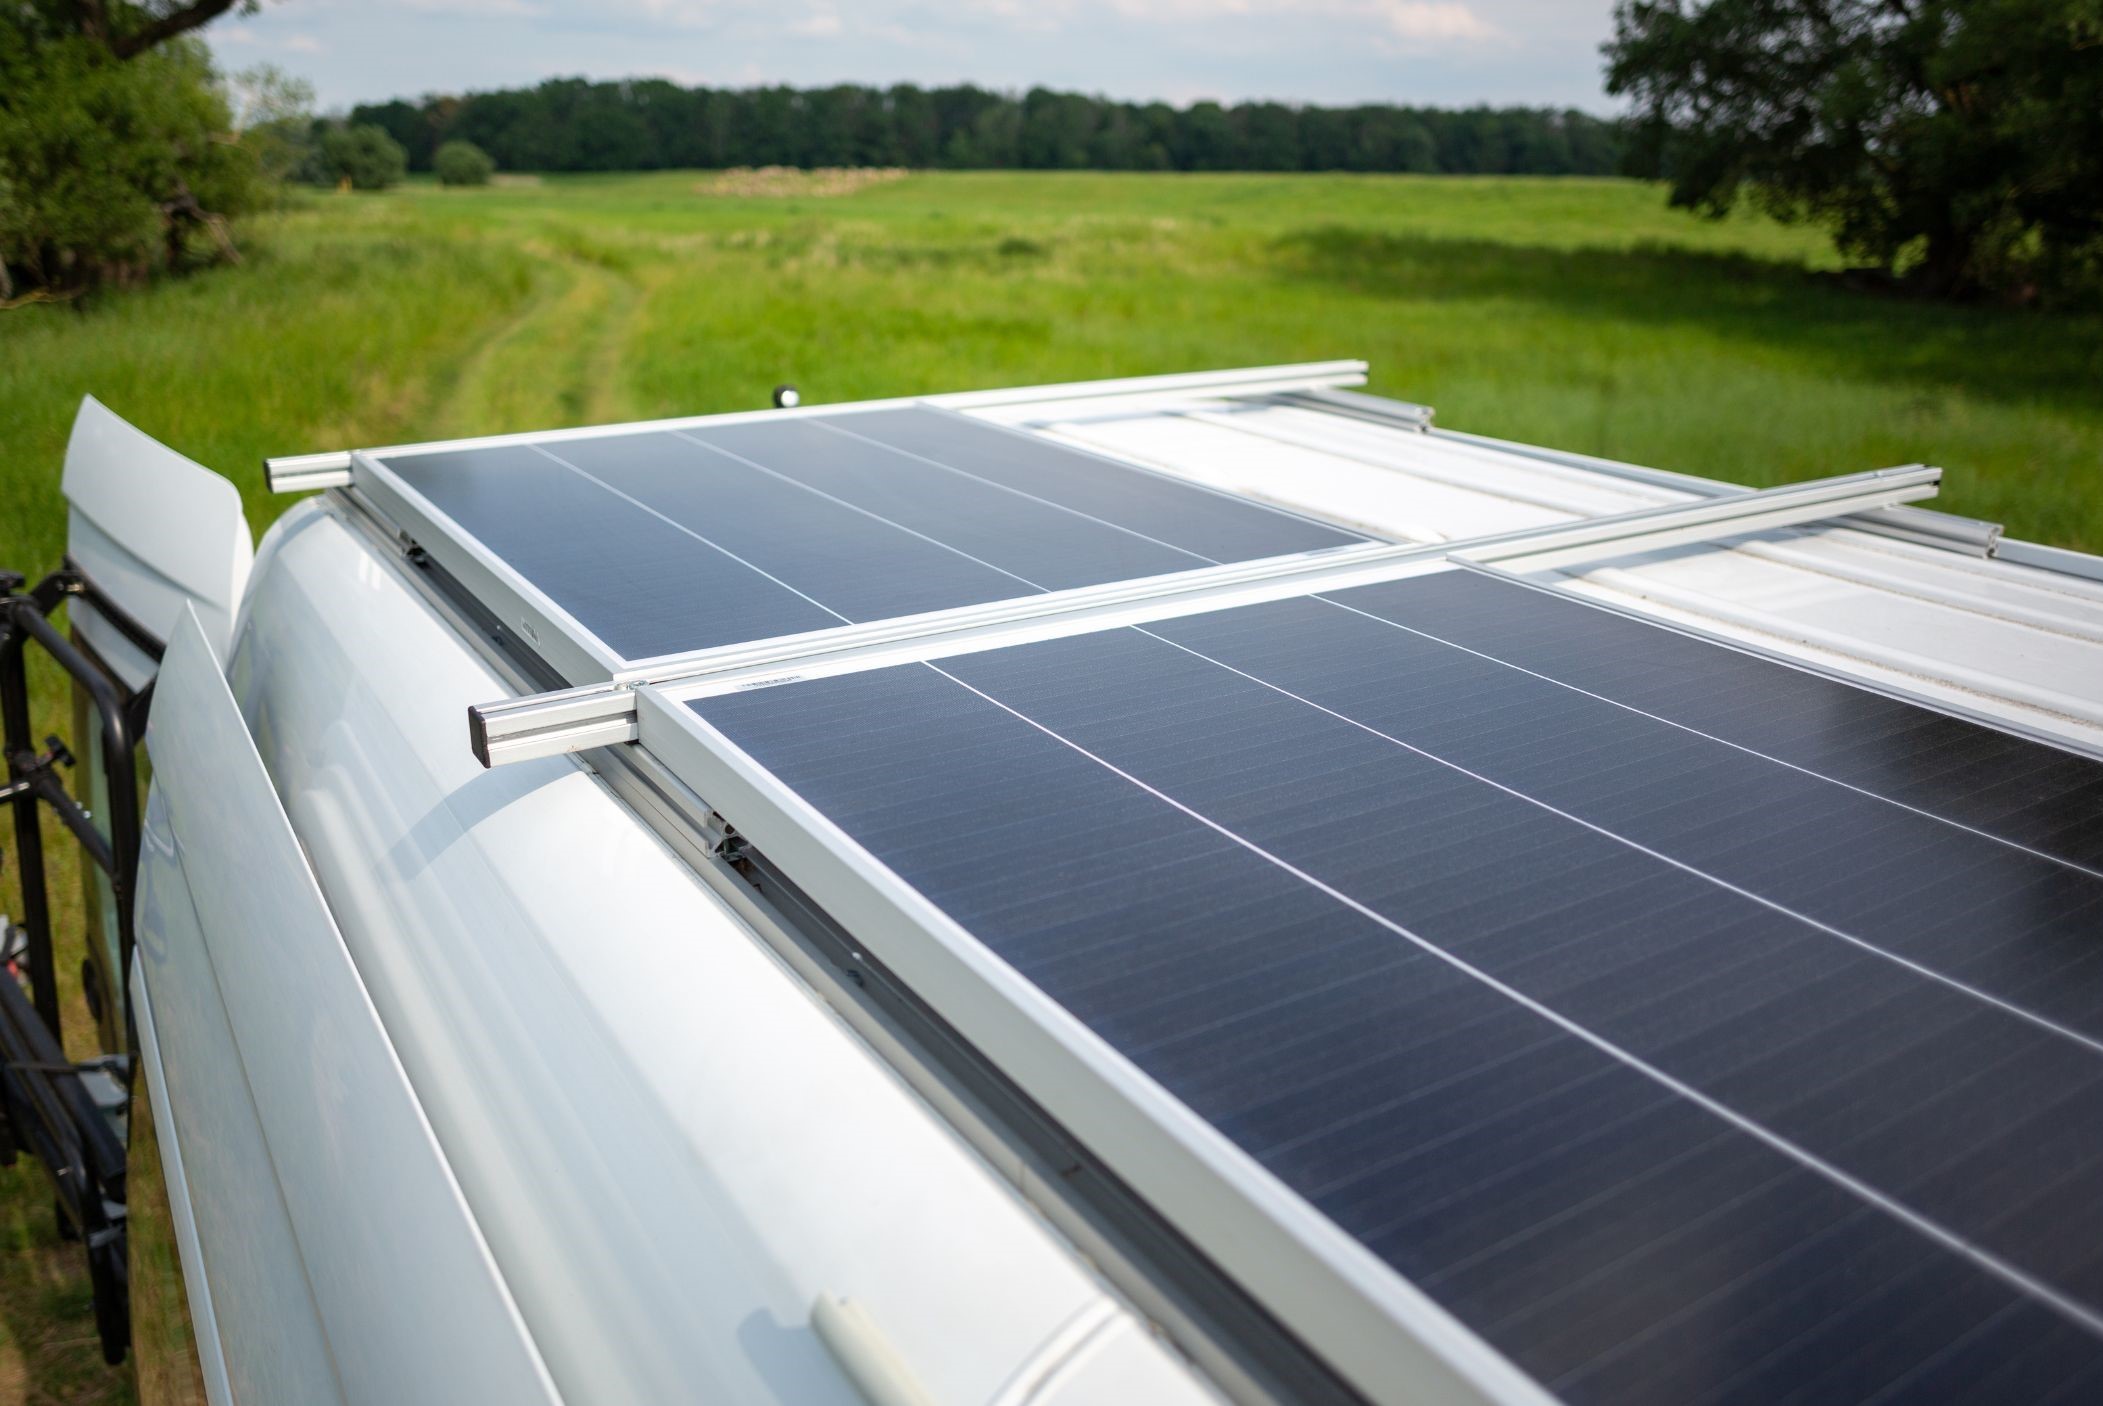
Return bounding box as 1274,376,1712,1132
1915,229,1976,299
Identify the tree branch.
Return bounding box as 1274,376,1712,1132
109,0,246,59
77,0,111,44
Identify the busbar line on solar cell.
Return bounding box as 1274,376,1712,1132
1375,566,2103,838
1525,1194,1903,1396
808,417,1227,567
912,656,2103,1344
925,401,1383,541
1838,1309,2024,1406
1307,590,2103,885
528,443,858,629
1127,624,2103,1061
667,430,1052,596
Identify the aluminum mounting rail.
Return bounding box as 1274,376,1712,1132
263,362,1370,494
467,463,1940,768
263,449,355,494
1428,421,2002,558
1276,387,1435,432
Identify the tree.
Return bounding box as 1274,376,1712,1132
352,97,435,171
230,63,316,188
315,123,407,191
1606,0,2103,302
74,0,255,59
1,2,261,296
434,139,495,187
321,80,1627,182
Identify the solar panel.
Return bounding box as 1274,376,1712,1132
371,405,1366,673
658,564,2103,1405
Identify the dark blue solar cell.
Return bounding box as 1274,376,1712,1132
549,431,1029,626
385,445,839,661
686,416,1215,591
1322,569,2103,872
381,406,1366,665
832,406,1365,564
689,573,2103,1403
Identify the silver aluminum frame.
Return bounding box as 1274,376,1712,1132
469,465,1941,765
630,682,1556,1406
1424,423,2004,557
262,449,354,494
267,362,1370,488
343,364,1376,690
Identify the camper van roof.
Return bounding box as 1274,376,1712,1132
273,364,2103,1406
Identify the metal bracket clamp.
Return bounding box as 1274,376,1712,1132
467,683,639,767
263,450,354,494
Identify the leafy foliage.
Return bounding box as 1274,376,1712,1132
0,35,257,295
352,81,1624,178
434,139,496,187
1606,0,2103,302
314,123,408,191
0,1,262,296
228,63,318,189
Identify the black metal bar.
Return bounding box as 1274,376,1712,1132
58,558,166,665
6,601,143,1002
1,567,150,1047
0,563,140,1367
0,964,128,1362
0,613,58,1039
21,767,116,876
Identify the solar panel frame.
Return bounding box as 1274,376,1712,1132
632,556,2103,1406
346,408,1394,688
629,630,1556,1406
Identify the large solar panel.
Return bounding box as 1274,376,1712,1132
371,405,1365,672
663,565,2103,1404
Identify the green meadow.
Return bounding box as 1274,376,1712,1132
1,167,2101,1401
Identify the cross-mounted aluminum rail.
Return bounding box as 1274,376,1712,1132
464,463,1940,768
263,361,1374,495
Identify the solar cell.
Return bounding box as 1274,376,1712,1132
381,444,840,661
832,406,1362,564
681,566,2103,1404
377,406,1365,666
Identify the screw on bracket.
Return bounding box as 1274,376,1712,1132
40,736,73,770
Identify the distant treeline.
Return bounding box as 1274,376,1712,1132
349,80,1624,176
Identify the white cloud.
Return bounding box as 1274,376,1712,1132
787,9,842,37
1375,1,1498,41
395,0,550,13
958,0,1500,45
216,23,331,56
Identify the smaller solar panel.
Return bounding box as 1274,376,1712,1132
376,405,1367,670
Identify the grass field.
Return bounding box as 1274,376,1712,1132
1,168,2100,1402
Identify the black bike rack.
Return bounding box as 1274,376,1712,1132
0,559,162,1367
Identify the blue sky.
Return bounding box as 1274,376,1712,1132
209,0,1623,113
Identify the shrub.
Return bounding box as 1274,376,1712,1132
434,140,495,187
315,123,407,192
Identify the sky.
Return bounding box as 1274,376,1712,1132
207,0,1625,114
